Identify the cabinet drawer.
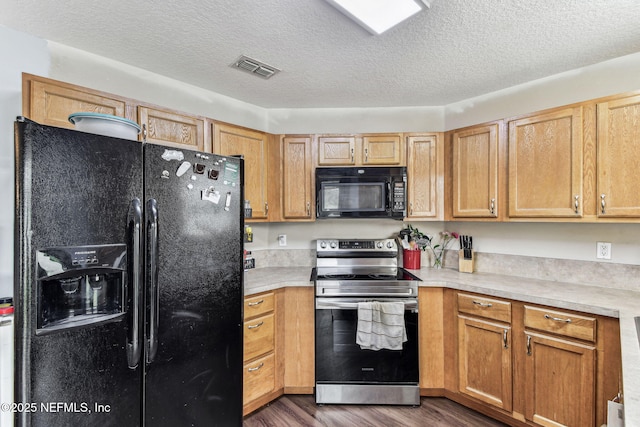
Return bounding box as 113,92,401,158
243,353,275,403
524,306,596,342
458,293,511,323
244,313,275,361
244,292,274,319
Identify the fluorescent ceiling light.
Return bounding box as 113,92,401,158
325,0,430,35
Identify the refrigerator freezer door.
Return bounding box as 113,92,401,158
142,144,243,426
14,118,143,426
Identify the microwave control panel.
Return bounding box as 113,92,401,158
392,181,406,212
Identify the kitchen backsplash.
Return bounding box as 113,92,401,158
250,248,640,292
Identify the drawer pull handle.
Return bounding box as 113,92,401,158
472,300,493,308
248,300,264,307
526,335,532,356
503,329,509,349
247,362,264,372
544,314,572,323
247,321,264,330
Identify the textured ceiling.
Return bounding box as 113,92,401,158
2,0,640,108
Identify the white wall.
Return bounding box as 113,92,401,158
0,26,49,298
445,51,640,130
246,220,640,266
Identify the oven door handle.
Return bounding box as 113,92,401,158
316,298,418,311
319,288,416,297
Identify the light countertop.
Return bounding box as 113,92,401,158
245,266,640,426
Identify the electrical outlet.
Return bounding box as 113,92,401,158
596,242,611,260
278,234,287,247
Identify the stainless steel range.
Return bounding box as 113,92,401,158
313,239,421,406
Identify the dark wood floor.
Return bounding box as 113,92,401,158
243,395,508,427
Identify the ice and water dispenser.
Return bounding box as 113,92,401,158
36,245,126,334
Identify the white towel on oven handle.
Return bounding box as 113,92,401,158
356,301,407,351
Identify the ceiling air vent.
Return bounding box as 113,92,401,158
231,55,280,79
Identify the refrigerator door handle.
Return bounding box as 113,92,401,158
126,198,143,369
146,198,159,364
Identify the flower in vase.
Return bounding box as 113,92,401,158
430,231,459,269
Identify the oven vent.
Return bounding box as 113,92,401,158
231,55,280,79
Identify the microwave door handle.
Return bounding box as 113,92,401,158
387,182,392,210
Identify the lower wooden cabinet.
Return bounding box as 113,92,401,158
440,290,621,427
242,287,315,416
521,305,598,427
243,290,281,415
243,353,276,404
458,316,512,412
523,332,595,426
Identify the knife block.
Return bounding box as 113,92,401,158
458,250,475,273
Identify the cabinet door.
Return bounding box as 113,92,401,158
138,106,206,151
524,332,595,427
458,316,512,411
317,136,356,165
283,287,315,392
406,134,440,219
362,134,403,165
282,136,313,220
597,94,640,217
26,79,129,130
452,124,499,218
508,108,583,218
243,353,275,404
214,123,269,219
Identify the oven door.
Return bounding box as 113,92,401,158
315,297,419,385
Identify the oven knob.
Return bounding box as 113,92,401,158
320,241,327,249
386,241,394,249
330,241,338,249
376,241,383,249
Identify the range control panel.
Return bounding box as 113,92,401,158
316,239,397,252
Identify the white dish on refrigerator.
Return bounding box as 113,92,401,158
68,112,141,141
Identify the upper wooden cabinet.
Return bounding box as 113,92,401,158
281,136,314,221
317,134,404,166
213,123,270,220
23,73,208,151
317,135,356,165
596,94,640,218
451,124,500,219
23,73,133,129
362,134,403,165
508,107,583,218
138,106,207,151
406,134,443,219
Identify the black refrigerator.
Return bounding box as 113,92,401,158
13,117,244,426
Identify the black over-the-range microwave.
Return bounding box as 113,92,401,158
315,166,407,219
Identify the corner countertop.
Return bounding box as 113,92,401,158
244,266,640,426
